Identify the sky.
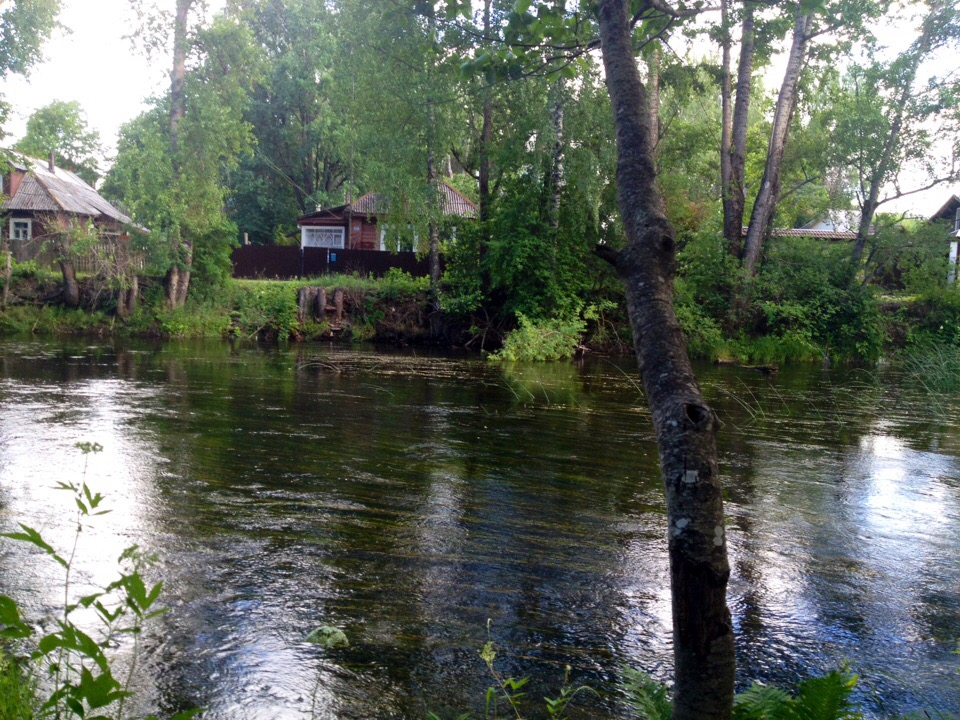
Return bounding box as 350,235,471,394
0,0,167,155
0,0,957,217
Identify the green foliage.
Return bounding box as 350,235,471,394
620,667,672,720
304,625,349,649
0,0,61,79
900,338,960,394
621,667,862,720
104,9,256,300
0,443,195,720
228,0,349,242
490,312,585,362
14,100,102,184
229,281,301,339
0,649,33,720
752,237,884,362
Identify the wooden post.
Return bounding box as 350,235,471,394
333,288,344,323
315,287,327,321
298,286,316,322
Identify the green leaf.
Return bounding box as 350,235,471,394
0,595,32,639
3,524,67,567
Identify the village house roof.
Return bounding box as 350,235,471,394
298,180,478,224
931,195,960,223
2,154,133,225
741,226,857,241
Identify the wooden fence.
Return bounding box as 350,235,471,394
231,246,436,279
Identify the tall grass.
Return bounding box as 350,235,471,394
900,340,960,393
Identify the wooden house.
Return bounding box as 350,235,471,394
296,181,478,252
1,153,136,264
931,195,960,282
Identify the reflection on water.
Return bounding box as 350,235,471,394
0,340,957,718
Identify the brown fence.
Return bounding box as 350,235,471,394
231,245,435,279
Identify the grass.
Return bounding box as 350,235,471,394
0,271,432,342
0,648,33,720
900,340,960,393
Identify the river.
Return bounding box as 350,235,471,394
0,339,957,718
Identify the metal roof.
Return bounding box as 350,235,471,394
741,226,857,241
3,154,132,225
298,180,478,224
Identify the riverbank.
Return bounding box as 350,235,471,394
2,264,958,365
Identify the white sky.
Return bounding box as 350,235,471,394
1,0,957,216
0,0,167,157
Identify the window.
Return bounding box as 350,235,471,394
379,225,417,252
9,219,31,242
954,208,960,234
302,226,345,249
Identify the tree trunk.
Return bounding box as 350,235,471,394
741,9,811,277
2,248,11,309
169,0,192,158
478,0,494,224
59,257,80,308
166,0,195,309
647,45,661,161
596,2,735,719
547,77,565,228
722,1,755,257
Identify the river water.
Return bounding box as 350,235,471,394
0,339,957,719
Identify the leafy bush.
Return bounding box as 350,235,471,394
490,312,586,362
622,667,862,720
0,443,195,720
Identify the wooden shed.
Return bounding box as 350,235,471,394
296,180,478,252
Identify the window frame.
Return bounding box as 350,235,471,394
9,218,32,242
301,226,345,249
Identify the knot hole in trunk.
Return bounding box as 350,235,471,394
684,403,711,430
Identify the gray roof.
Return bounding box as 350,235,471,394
741,226,857,241
299,180,478,224
351,182,478,218
3,155,132,225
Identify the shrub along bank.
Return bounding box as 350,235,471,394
2,249,960,366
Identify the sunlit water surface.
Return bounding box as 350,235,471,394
0,340,957,718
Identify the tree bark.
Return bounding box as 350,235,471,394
547,77,565,231
59,257,80,308
647,45,661,161
425,4,441,317
2,247,11,309
596,2,735,718
741,8,811,277
478,0,494,225
169,0,192,158
166,0,195,309
722,1,755,257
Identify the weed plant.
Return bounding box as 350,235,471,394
0,442,196,720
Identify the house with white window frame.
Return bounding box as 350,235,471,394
296,181,477,252
931,195,960,283
1,153,136,264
